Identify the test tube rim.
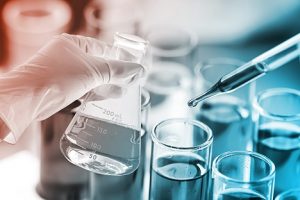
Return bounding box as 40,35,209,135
145,61,192,95
194,58,244,87
114,32,149,55
253,88,300,121
212,151,276,185
274,188,300,200
143,24,198,57
115,32,149,45
151,118,213,152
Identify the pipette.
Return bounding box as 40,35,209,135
188,33,300,107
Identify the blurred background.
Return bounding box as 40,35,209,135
0,0,300,199
0,0,299,63
0,0,300,89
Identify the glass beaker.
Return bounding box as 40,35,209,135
212,151,275,200
275,189,300,200
89,89,150,200
194,58,255,159
60,33,150,176
253,88,300,195
37,100,89,200
149,118,213,200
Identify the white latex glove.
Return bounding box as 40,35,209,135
0,33,146,143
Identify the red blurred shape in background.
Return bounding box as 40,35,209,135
0,0,91,68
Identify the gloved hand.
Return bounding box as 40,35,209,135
0,33,147,143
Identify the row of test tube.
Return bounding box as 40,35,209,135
142,26,300,199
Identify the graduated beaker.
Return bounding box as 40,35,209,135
89,89,151,200
60,33,150,176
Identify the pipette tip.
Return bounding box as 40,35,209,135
187,99,198,107
187,96,206,107
187,83,221,107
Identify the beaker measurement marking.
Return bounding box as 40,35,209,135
76,136,89,144
89,153,97,160
86,123,96,129
112,116,122,123
72,149,84,155
90,142,101,151
97,126,108,135
82,130,93,136
91,103,122,120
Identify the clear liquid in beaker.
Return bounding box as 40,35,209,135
150,153,209,200
90,125,147,200
60,113,140,175
217,188,266,200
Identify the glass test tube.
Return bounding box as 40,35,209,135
194,58,255,159
143,26,195,128
145,61,192,126
149,118,213,200
212,151,275,200
275,189,300,200
89,89,150,200
253,88,300,195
